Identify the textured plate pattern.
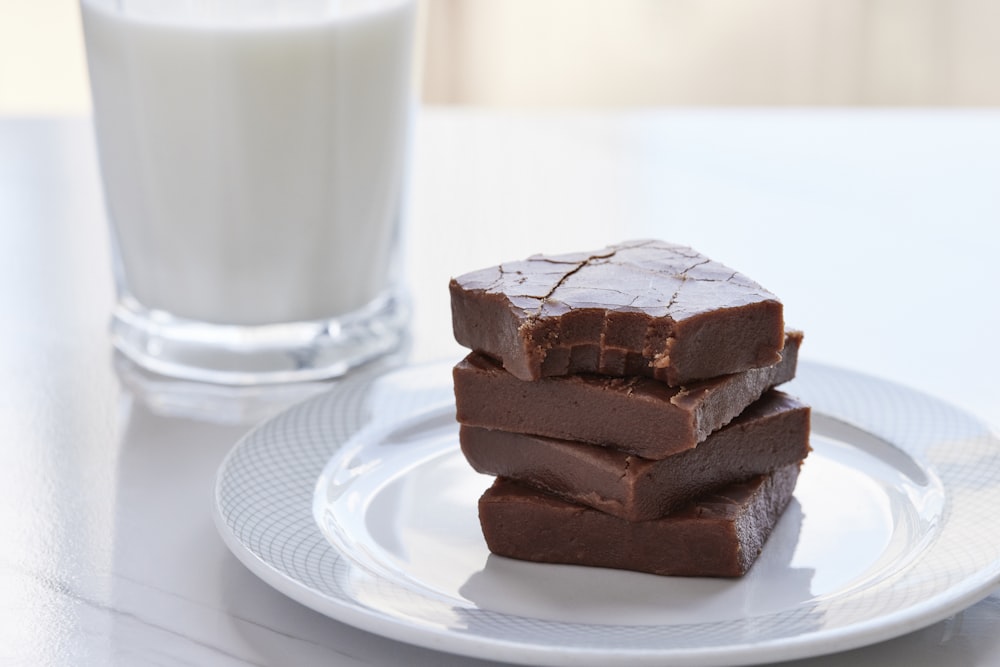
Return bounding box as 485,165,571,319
213,361,1000,666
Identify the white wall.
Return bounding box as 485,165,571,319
3,0,1000,114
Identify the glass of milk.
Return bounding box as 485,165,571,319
81,0,416,384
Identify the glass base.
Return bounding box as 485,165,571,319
110,291,410,385
113,351,409,424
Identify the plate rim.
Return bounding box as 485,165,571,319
212,359,1000,666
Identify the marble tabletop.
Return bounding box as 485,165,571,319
2,109,998,666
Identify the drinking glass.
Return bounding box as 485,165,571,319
81,0,417,383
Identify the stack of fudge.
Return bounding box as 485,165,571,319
449,240,810,578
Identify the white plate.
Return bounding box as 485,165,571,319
213,361,1000,666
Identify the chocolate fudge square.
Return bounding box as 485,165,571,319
450,240,784,385
478,463,801,578
454,330,801,459
461,390,810,521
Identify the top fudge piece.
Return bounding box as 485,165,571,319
450,239,784,384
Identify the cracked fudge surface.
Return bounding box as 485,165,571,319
460,390,811,521
449,239,785,385
478,463,800,578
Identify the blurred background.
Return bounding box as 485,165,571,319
3,0,1000,114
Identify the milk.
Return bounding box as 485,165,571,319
81,0,416,326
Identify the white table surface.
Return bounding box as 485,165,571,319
2,109,999,666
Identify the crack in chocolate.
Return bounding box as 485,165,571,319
664,258,712,311
530,248,618,319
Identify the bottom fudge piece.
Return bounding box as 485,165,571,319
478,463,801,578
461,390,810,521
